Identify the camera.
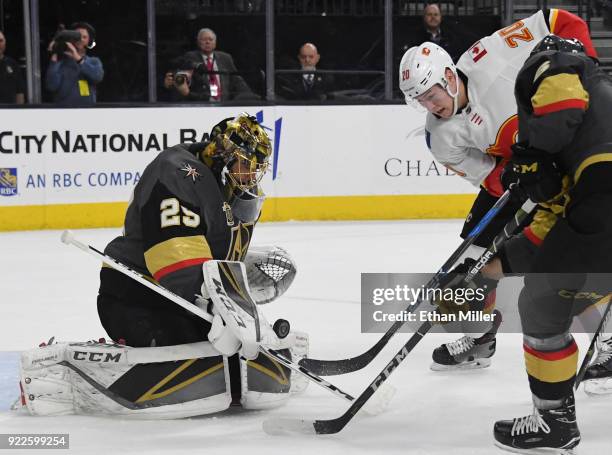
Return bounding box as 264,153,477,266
174,71,190,86
51,30,82,55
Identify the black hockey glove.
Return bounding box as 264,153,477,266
510,142,562,203
500,162,528,204
434,258,499,318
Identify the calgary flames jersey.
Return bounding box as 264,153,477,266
425,9,596,196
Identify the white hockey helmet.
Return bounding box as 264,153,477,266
399,42,459,113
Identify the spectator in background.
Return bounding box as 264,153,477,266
0,30,25,104
416,4,459,61
161,56,211,102
45,22,104,106
276,42,331,101
183,28,256,101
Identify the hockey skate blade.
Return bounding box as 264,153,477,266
430,357,491,371
361,382,396,416
262,418,317,436
583,377,612,396
493,440,578,454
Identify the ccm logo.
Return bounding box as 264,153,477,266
402,69,410,81
72,351,122,362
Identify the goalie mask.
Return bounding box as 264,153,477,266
399,42,460,116
203,114,272,222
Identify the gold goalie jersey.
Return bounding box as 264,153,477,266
425,9,596,197
104,142,257,302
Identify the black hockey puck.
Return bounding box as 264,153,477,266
273,319,290,339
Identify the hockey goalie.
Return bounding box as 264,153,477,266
15,114,309,418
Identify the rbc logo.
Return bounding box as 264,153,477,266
0,168,17,196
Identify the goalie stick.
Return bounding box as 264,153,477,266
264,196,537,435
60,231,363,405
300,188,528,376
574,296,612,389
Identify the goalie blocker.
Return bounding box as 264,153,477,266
18,257,308,418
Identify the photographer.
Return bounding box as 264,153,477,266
45,22,104,106
0,30,25,104
161,56,210,102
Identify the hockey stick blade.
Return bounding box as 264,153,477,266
263,382,396,436
263,418,317,436
299,330,394,376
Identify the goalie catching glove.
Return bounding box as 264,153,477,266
433,258,499,317
243,245,297,305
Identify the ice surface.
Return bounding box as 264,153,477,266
1,221,609,454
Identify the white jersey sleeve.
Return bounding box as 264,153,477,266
425,112,496,187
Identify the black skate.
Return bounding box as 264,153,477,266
430,310,501,371
493,394,580,454
583,336,612,396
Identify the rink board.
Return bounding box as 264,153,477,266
0,105,477,230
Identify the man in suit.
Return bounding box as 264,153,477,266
399,4,460,63
183,28,256,102
276,42,331,101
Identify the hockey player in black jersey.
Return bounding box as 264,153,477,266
97,113,275,349
18,114,309,418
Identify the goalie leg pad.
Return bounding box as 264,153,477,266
244,245,297,305
20,340,233,419
240,330,310,409
239,350,292,410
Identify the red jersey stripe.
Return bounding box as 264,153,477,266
153,257,211,281
523,226,544,246
523,341,578,361
534,98,588,116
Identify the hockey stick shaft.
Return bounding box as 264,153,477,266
574,297,612,389
300,189,528,376
305,197,537,434
61,230,356,403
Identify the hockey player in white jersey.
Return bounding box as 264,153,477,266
399,9,597,371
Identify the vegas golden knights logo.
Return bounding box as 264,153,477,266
226,222,254,261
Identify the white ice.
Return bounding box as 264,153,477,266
1,221,609,454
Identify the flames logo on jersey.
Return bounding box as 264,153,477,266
422,47,430,56
486,115,518,158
